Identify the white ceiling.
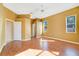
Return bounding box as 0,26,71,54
3,3,79,18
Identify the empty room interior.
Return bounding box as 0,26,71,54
0,3,79,56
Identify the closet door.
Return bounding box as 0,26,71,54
14,22,22,40
5,21,13,44
0,18,2,47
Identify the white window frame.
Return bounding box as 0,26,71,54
66,15,76,33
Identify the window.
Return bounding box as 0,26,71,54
66,16,76,33
43,19,48,32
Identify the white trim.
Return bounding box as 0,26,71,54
6,18,14,23
66,15,76,33
43,36,79,45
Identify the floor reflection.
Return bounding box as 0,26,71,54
15,49,56,56
64,48,79,56
40,38,48,50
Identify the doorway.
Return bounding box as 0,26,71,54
36,21,42,38
14,22,22,40
32,20,43,38
5,19,13,44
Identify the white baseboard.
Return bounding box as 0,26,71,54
43,36,79,45
0,43,6,53
22,38,31,41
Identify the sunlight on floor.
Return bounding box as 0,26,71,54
39,38,55,50
40,39,48,50
52,51,60,56
40,38,55,42
15,49,57,56
15,49,42,56
39,51,55,56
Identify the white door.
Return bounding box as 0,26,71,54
36,22,42,38
5,21,12,44
14,22,22,40
32,24,35,37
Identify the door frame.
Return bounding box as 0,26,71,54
13,21,22,40
5,18,14,44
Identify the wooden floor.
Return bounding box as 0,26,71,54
0,37,79,56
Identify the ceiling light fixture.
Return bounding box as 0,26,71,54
40,4,44,12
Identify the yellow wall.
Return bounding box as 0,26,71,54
0,4,17,49
43,6,79,43
0,4,4,48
